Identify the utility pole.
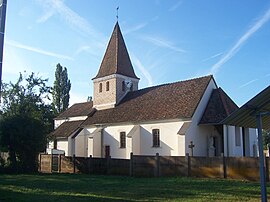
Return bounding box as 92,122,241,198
0,0,7,99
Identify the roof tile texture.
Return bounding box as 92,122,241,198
83,75,212,125
200,88,239,124
94,22,138,79
51,120,83,138
57,101,93,119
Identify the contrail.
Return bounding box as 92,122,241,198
210,6,270,75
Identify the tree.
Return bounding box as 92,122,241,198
263,130,270,150
0,72,54,172
52,63,71,114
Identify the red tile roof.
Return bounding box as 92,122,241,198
93,22,139,79
82,75,213,126
51,120,83,138
200,88,239,125
56,101,94,119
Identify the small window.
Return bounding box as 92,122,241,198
120,132,126,148
152,129,160,147
106,81,109,91
99,83,102,93
235,127,241,146
130,83,133,91
122,81,125,91
53,140,57,149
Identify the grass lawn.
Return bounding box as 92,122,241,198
0,174,269,201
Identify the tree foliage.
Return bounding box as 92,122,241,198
0,72,54,172
52,63,71,114
263,130,270,149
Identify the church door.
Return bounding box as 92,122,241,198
105,145,110,158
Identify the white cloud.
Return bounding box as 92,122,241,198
36,0,103,39
169,0,183,12
239,79,258,89
36,9,55,23
202,52,223,62
210,6,270,75
6,40,73,60
142,35,186,53
131,53,153,86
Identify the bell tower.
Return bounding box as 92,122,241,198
92,22,140,110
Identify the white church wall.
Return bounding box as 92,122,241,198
103,125,134,159
248,128,258,157
139,121,182,156
84,127,102,157
234,127,243,156
223,125,247,157
132,126,141,155
75,131,87,157
57,139,68,155
185,79,217,156
67,136,74,156
178,131,186,156
68,116,88,121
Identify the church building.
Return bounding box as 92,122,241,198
48,22,258,158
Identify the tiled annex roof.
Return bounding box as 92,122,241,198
200,88,239,125
82,75,213,126
93,22,139,79
56,101,93,119
51,120,83,138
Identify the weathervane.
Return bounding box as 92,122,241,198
116,6,119,21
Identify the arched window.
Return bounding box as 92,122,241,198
122,81,125,91
106,81,109,91
99,83,102,93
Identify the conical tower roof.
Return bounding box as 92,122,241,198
93,22,139,79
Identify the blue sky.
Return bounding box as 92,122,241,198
3,0,270,106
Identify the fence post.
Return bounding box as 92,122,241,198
39,154,41,172
186,153,191,177
154,153,160,177
265,154,269,182
221,153,227,179
73,154,76,173
51,154,53,173
59,154,61,173
129,152,133,177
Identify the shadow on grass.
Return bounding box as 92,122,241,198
0,174,267,201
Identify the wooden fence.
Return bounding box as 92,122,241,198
39,153,269,181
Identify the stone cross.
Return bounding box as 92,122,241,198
188,141,195,156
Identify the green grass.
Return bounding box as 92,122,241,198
0,174,268,201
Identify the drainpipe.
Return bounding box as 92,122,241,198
226,125,229,157
101,128,104,158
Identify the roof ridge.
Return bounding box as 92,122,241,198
217,87,238,116
128,74,213,94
